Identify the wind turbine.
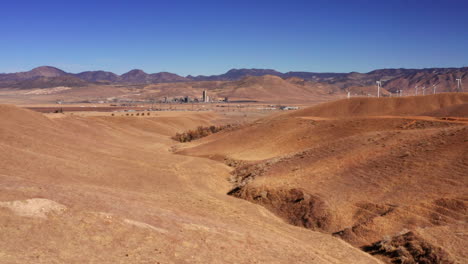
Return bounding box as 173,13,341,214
432,84,437,94
422,86,426,95
456,78,463,92
376,81,382,98
415,85,418,95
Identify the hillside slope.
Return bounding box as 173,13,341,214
179,93,468,263
217,75,339,102
290,93,468,117
0,105,380,263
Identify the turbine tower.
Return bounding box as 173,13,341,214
415,85,418,95
422,86,426,96
433,84,437,94
456,78,463,92
376,81,382,98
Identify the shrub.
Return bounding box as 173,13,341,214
172,124,236,142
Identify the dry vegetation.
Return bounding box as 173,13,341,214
172,124,238,142
363,232,455,264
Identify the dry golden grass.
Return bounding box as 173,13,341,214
0,104,380,263
179,93,468,263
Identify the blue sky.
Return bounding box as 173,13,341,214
1,0,467,75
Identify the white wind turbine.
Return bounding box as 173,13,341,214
376,81,382,98
456,78,463,92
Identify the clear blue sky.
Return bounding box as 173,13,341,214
1,0,467,75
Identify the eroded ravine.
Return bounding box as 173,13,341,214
178,108,467,264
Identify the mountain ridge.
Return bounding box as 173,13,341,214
0,66,466,93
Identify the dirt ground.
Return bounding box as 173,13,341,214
179,93,468,264
0,104,380,263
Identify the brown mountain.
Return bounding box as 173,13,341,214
188,68,284,81
283,71,346,81
313,67,467,94
0,66,466,96
0,66,68,82
119,69,187,83
77,70,188,83
0,66,189,88
149,72,188,82
382,68,467,94
76,70,121,83
119,69,152,83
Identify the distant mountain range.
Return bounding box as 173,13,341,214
0,66,466,93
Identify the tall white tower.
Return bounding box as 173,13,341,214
456,78,463,92
376,81,382,98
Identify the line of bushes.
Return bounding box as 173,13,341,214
172,124,236,142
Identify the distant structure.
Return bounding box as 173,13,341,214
415,85,418,95
456,78,463,92
376,81,382,98
433,84,437,94
202,90,209,103
280,106,299,110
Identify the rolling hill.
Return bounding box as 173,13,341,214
140,75,341,103
0,104,381,263
217,75,339,102
179,93,468,263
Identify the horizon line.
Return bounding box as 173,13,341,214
1,65,468,77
